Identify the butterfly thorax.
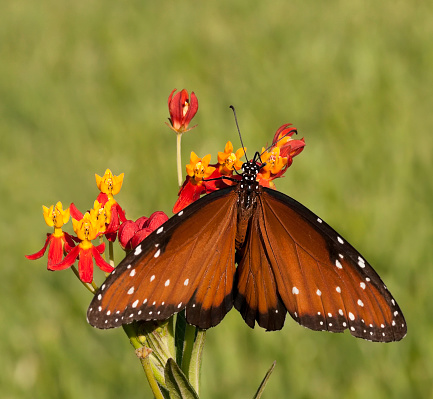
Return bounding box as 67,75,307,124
235,160,262,249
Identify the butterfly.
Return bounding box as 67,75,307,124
87,152,406,342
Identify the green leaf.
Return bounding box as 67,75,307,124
252,361,276,399
184,329,205,395
165,358,200,399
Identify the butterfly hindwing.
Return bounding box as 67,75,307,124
234,207,287,330
258,187,406,342
87,187,239,329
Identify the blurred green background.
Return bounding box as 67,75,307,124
1,0,432,397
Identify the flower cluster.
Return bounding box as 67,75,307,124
26,169,168,283
173,123,305,213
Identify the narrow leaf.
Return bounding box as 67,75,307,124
252,361,276,399
165,358,199,399
186,329,206,395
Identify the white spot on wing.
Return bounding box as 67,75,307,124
336,286,341,293
130,269,136,277
348,312,355,320
316,289,322,296
337,236,344,244
317,218,322,223
134,246,142,255
127,287,134,295
292,286,299,295
335,260,343,269
360,282,366,289
339,309,344,316
150,275,155,282
357,299,364,307
164,279,170,287
157,226,164,234
132,300,139,308
178,210,184,216
184,278,189,286
154,249,161,258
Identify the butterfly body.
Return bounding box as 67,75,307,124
88,158,406,342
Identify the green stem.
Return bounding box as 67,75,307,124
177,132,183,187
123,324,164,399
71,266,97,293
108,240,115,268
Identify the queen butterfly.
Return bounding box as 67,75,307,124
87,153,406,342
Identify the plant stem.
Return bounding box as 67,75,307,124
123,324,164,399
177,132,183,187
108,240,115,268
71,266,97,293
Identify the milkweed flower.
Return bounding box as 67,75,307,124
272,124,305,162
173,152,215,213
50,211,113,283
256,124,306,188
26,202,76,268
256,146,288,188
118,211,169,251
95,169,126,241
205,141,246,191
217,141,245,175
166,89,199,133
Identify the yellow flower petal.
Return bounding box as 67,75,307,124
95,169,124,196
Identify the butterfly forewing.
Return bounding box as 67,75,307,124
87,188,239,329
260,188,407,342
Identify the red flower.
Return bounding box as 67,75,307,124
50,211,113,283
173,152,215,213
118,212,169,250
94,169,127,242
26,202,76,268
167,89,199,133
272,124,305,160
26,232,76,267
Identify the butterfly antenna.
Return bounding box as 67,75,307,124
230,105,248,161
